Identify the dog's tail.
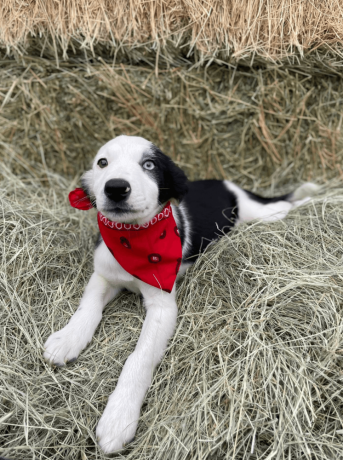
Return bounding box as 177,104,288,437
287,182,319,203
243,182,319,206
286,182,319,208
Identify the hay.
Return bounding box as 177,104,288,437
1,164,343,459
1,54,343,192
2,25,343,458
1,0,343,60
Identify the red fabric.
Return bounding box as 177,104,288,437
69,188,93,210
69,188,182,292
97,203,182,293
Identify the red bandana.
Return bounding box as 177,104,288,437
69,188,182,293
69,188,93,210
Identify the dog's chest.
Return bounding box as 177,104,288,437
94,241,141,293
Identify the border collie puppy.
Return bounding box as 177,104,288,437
43,135,317,453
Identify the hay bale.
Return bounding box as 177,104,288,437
1,0,343,60
1,166,343,459
1,55,343,191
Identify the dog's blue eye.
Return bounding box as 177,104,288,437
97,158,108,168
143,160,155,170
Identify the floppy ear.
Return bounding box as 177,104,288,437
152,146,189,205
163,158,189,205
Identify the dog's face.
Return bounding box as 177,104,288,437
81,135,188,224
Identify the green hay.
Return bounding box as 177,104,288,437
1,53,343,193
1,166,343,459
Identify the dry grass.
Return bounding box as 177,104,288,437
1,28,343,459
1,165,343,460
2,0,343,60
1,53,343,193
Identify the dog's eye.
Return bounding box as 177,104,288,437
97,158,108,168
143,160,155,170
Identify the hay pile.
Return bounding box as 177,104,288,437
2,11,343,457
1,163,343,459
1,0,343,59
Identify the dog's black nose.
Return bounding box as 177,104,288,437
104,179,131,202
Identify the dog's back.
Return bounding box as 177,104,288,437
174,179,318,262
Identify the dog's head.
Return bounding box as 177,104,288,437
81,135,188,224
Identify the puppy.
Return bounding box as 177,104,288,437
43,135,317,453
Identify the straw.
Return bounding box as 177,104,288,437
1,1,343,60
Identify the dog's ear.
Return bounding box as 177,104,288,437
161,157,189,205
80,170,96,208
152,146,189,205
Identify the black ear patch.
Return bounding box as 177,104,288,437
151,146,189,204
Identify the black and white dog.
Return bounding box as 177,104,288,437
43,135,317,453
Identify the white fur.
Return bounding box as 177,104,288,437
83,136,163,225
45,236,178,453
44,136,180,453
44,136,317,454
96,280,177,452
172,202,192,258
289,182,319,202
43,273,119,365
224,181,313,224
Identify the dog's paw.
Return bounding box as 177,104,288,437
96,395,139,453
43,324,91,366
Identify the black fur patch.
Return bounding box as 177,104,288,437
244,190,290,204
149,146,189,204
182,180,238,260
180,181,293,262
95,233,103,249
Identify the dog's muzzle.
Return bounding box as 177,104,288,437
104,179,131,203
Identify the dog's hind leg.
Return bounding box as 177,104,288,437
43,272,119,366
224,181,319,225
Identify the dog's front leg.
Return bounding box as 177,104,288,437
96,286,178,453
44,272,119,366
